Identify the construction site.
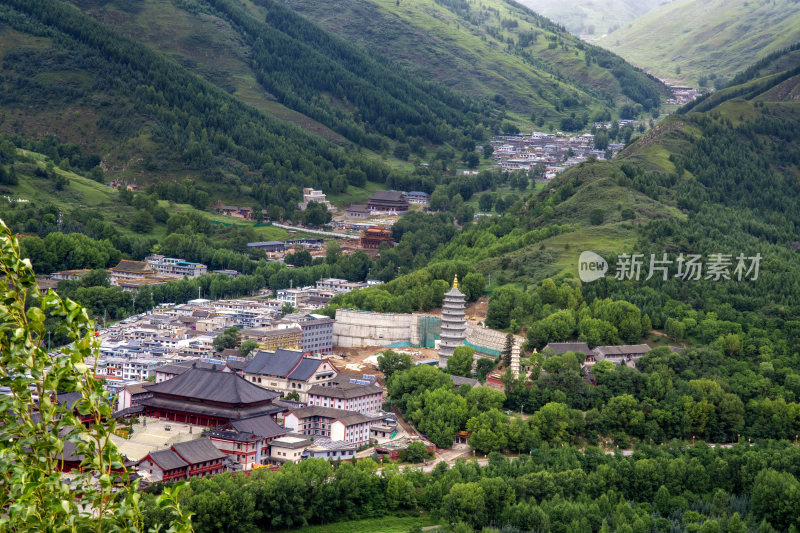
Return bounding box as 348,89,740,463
329,297,524,375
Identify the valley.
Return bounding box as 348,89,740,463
2,1,800,532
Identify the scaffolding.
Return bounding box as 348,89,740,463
417,315,441,349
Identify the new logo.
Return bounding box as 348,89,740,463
578,251,608,282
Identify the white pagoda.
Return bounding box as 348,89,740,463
438,275,467,367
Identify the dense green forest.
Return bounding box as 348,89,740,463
141,443,800,532
273,0,667,124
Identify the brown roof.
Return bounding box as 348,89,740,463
112,260,153,273
124,383,149,395
369,190,406,203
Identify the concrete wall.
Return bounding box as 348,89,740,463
333,309,524,353
333,309,417,348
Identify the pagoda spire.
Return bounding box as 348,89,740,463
453,274,459,289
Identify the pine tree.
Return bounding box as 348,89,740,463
502,333,514,367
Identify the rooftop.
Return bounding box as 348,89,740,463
289,406,374,425
172,438,226,464
307,381,382,399
145,367,280,404
593,344,652,356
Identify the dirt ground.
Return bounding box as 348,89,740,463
466,296,489,324
329,346,441,376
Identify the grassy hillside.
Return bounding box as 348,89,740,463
599,0,800,85
1,145,291,243
274,0,668,126
518,0,662,37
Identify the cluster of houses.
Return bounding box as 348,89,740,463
38,255,231,294
491,131,622,177
113,349,434,482
543,342,654,366
665,84,701,106
92,296,336,387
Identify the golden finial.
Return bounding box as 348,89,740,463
453,274,459,289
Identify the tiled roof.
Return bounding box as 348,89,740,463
172,438,225,465
593,344,651,356
146,449,188,471
145,368,279,404
308,381,382,399
229,414,287,439
450,375,480,387
544,342,591,355
290,406,374,425
287,358,325,381
244,349,304,377
370,190,406,202
124,383,150,395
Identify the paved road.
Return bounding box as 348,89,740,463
272,223,360,240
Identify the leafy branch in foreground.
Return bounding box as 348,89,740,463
0,219,191,532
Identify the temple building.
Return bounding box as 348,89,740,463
438,276,467,367
360,226,395,250
367,190,409,214
140,367,284,426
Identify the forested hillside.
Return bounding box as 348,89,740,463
599,0,800,86
334,46,800,390
273,0,668,126
0,0,508,213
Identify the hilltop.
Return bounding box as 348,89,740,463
274,0,668,126
599,0,800,86
518,0,662,37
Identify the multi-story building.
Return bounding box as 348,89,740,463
239,326,303,351
208,414,288,470
306,381,383,414
122,358,161,381
360,227,395,250
275,288,310,308
367,191,409,214
283,406,374,446
145,255,208,278
243,349,338,401
116,382,152,410
269,435,312,465
136,438,226,482
298,316,334,354
108,260,156,284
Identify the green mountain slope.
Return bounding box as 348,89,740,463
0,0,384,190
0,0,515,219
273,0,668,125
599,0,800,85
72,0,496,153
518,0,662,37
355,47,800,346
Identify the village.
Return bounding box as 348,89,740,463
40,269,666,485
